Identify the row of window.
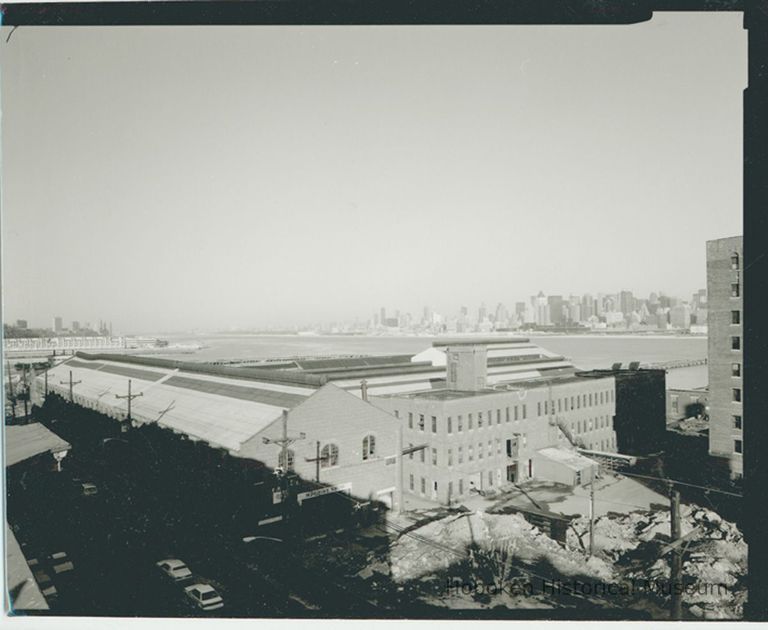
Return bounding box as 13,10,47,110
276,434,377,471
407,431,615,467
398,390,614,434
408,474,496,497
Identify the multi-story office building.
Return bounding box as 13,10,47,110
619,290,635,316
532,292,550,326
706,235,743,478
547,295,565,326
670,304,692,329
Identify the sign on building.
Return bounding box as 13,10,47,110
296,482,352,505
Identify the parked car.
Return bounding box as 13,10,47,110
184,583,224,611
156,559,193,582
80,482,98,497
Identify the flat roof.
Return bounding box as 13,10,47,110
433,337,530,347
384,373,612,400
6,423,71,468
6,523,49,610
537,447,598,472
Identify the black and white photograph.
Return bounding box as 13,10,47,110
1,2,763,624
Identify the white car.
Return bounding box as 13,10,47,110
156,559,192,581
184,583,224,611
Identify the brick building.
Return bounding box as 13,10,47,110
706,235,743,477
369,339,616,505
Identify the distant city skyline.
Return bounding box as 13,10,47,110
1,15,745,332
6,285,709,334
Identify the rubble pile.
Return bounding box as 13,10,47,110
390,510,613,584
568,504,746,619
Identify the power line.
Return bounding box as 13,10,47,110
616,471,742,499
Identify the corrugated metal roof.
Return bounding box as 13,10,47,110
68,359,167,382
164,375,307,408
6,423,70,468
39,359,316,452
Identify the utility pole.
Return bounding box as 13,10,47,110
60,370,81,403
20,367,29,417
395,423,404,515
6,360,16,422
669,482,683,620
115,379,143,422
304,440,326,482
262,410,305,520
589,483,596,557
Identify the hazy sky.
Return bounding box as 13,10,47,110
1,14,746,333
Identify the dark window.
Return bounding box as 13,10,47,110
408,413,413,429
320,443,339,468
731,283,740,297
478,412,483,427
732,336,741,350
431,448,437,466
732,363,741,377
409,474,414,490
418,414,425,431
362,435,376,460
733,388,742,402
731,253,740,270
431,416,437,433
734,439,743,454
278,449,295,471
732,310,741,325
447,417,452,434
733,415,742,429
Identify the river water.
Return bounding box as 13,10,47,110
154,333,708,389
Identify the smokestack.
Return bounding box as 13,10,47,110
360,379,369,402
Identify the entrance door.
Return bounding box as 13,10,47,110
506,464,517,483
